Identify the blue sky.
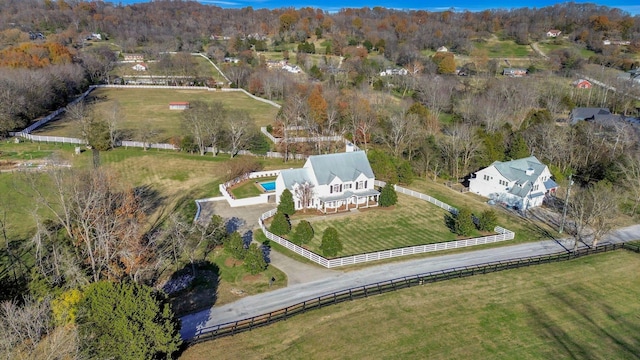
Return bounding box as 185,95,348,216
117,0,639,15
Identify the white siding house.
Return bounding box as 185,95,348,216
275,151,379,213
468,156,558,210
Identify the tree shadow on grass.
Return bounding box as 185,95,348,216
165,261,220,317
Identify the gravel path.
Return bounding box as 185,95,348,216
180,224,640,339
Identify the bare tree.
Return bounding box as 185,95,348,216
226,110,254,157
104,100,121,148
294,182,315,213
568,181,618,251
182,101,226,156
440,123,482,180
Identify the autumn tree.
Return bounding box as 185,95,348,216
432,52,456,74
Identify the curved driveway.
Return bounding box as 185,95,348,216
180,224,640,339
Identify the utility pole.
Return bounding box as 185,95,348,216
559,174,573,234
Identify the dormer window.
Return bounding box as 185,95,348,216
330,184,342,193
525,168,534,176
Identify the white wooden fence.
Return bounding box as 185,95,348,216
260,126,344,144
258,186,514,268
374,180,458,214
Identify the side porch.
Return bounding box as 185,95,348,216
317,189,380,214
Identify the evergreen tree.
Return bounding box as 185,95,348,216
269,211,291,236
277,189,296,216
508,133,530,160
379,183,398,207
453,208,475,236
224,231,246,260
291,220,314,245
244,243,267,274
477,209,498,232
320,227,342,257
77,281,181,360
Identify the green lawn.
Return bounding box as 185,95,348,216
230,176,277,199
473,39,533,58
181,250,640,360
34,88,280,141
286,194,473,257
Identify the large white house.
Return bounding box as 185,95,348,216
468,156,558,210
275,151,379,213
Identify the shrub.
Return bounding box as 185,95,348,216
224,231,246,260
269,211,291,236
291,220,314,245
379,182,398,207
244,243,267,274
453,208,475,236
477,209,498,232
277,189,296,216
320,227,342,257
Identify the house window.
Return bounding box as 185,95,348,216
330,184,342,194
356,180,367,190
344,183,352,190
499,180,508,186
484,175,490,181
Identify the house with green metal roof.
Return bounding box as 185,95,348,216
468,156,558,211
275,151,380,213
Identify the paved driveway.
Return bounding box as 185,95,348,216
180,224,640,340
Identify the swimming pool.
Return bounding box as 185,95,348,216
259,181,276,192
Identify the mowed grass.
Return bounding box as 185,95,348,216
289,194,463,257
473,38,533,58
407,178,559,243
181,250,640,360
35,88,280,141
230,176,277,199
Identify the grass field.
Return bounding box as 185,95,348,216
181,250,640,360
473,38,533,58
35,88,280,141
285,194,470,257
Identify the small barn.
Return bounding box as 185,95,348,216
169,102,190,110
572,79,592,89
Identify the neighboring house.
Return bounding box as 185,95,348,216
275,151,380,213
131,63,147,71
224,57,239,63
436,46,448,52
123,53,144,62
469,156,558,210
569,107,612,124
603,39,630,46
502,68,527,77
282,64,302,73
169,102,189,110
380,68,408,76
546,29,562,37
572,79,592,89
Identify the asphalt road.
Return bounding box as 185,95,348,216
179,224,640,340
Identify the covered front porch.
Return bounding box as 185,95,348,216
318,189,380,214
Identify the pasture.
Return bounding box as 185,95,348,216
181,250,640,360
35,88,280,142
473,38,533,58
288,194,466,257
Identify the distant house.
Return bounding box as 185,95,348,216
380,68,408,76
569,107,611,124
131,63,147,71
169,102,190,110
224,57,239,64
436,46,448,52
572,79,592,89
275,151,379,213
546,29,562,37
469,156,557,210
603,39,630,46
123,54,144,62
502,68,527,77
282,64,302,73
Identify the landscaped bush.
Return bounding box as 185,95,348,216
269,211,291,236
224,231,246,260
291,220,314,245
320,227,342,257
277,189,296,216
453,208,475,236
477,209,498,232
243,243,267,274
379,183,398,207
